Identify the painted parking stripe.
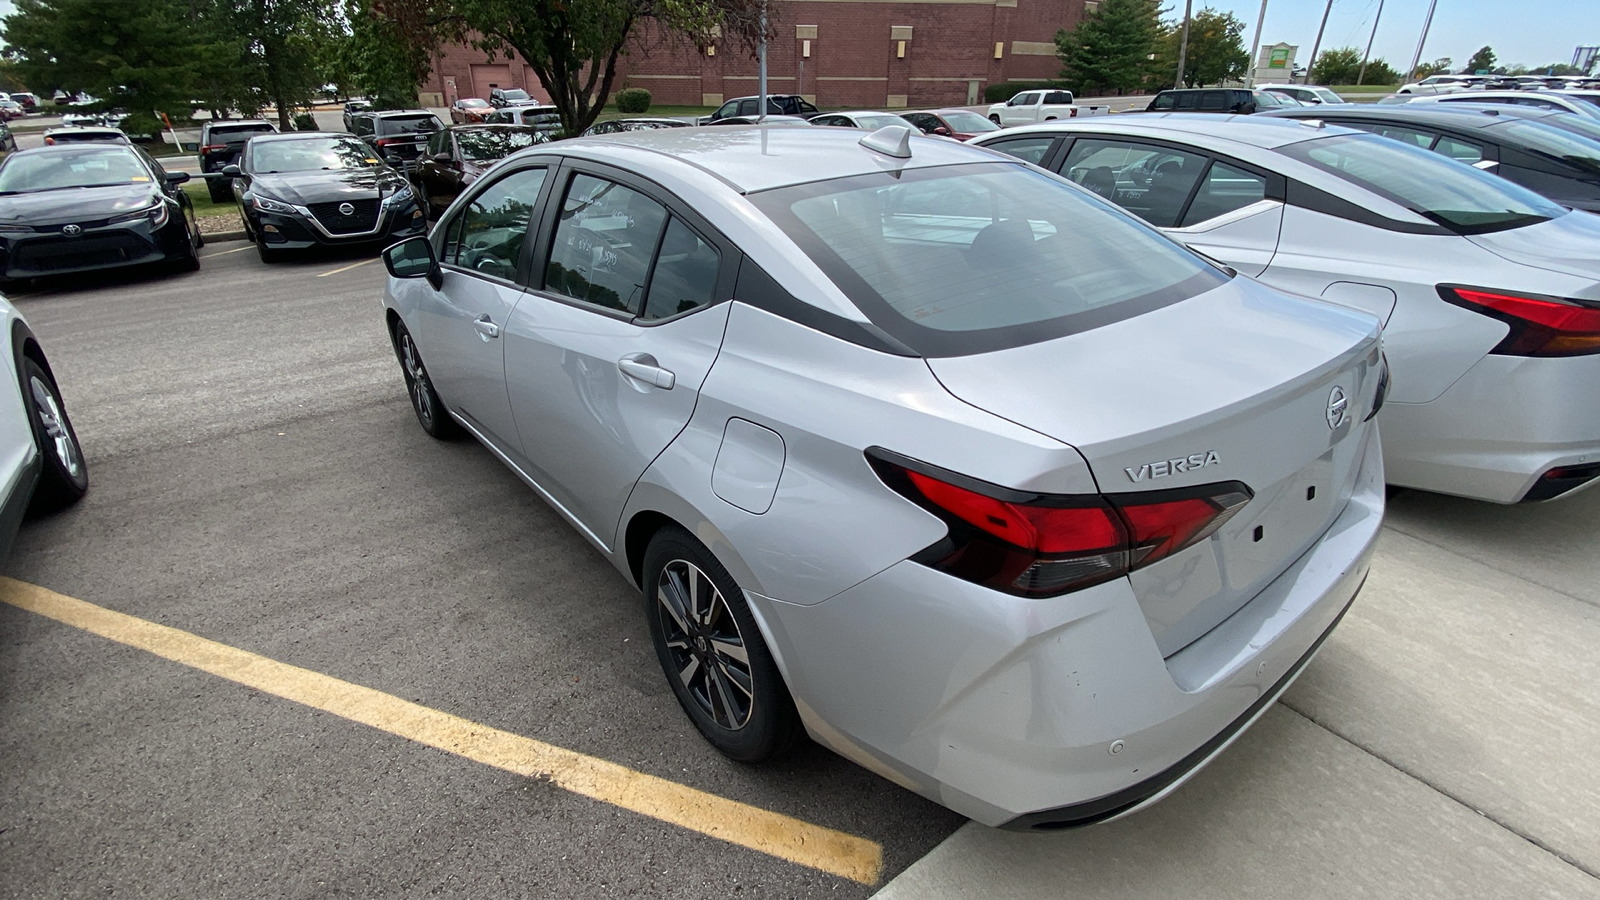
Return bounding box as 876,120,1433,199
200,245,254,258
0,576,884,885
317,258,380,278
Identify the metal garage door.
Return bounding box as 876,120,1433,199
470,64,513,101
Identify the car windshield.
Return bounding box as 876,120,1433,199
942,111,998,132
499,90,530,102
250,137,379,173
1281,133,1564,234
461,99,490,108
749,162,1225,356
0,147,150,193
456,129,540,161
1498,119,1600,175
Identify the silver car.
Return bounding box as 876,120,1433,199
379,125,1386,827
974,115,1600,503
1,294,88,561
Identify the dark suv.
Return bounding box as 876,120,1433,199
1144,88,1298,115
348,109,444,174
704,94,819,124
198,119,277,202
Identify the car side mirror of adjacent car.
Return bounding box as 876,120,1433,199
933,126,952,136
221,164,241,177
384,236,442,289
165,171,190,185
433,151,451,162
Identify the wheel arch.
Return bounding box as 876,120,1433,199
10,319,53,386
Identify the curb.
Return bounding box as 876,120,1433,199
202,230,248,243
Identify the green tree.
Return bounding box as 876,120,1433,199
1412,58,1452,79
211,0,340,129
1055,0,1162,95
1,0,212,134
1466,45,1496,74
1153,6,1247,88
336,0,433,109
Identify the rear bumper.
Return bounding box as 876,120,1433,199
755,425,1385,827
1381,352,1600,503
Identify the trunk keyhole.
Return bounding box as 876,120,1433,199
1253,526,1264,542
1306,486,1316,501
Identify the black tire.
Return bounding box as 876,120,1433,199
643,526,801,763
20,356,87,513
989,114,1002,125
392,322,459,439
206,179,233,204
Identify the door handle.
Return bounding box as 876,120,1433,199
618,356,675,390
473,315,500,340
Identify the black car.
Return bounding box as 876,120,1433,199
348,109,444,174
0,144,202,286
488,87,539,108
704,94,819,123
197,119,276,202
1144,88,1299,115
0,121,15,154
225,132,425,263
42,126,129,145
1265,104,1600,213
415,124,545,219
342,99,373,132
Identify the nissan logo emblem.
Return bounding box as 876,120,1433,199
337,202,355,216
1326,385,1349,430
61,224,82,236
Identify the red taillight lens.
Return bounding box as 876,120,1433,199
200,144,227,153
1439,285,1600,357
872,451,1252,598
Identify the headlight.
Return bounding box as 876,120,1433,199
252,194,298,215
109,201,169,228
0,224,34,234
383,186,414,207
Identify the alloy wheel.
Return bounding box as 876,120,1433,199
398,331,435,429
29,373,82,479
656,559,755,730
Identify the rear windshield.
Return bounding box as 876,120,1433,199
1281,133,1564,234
46,131,124,143
749,162,1226,356
379,115,441,134
456,129,541,161
211,123,274,140
1498,119,1600,175
0,147,148,193
499,90,530,102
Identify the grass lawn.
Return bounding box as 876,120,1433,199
182,180,242,219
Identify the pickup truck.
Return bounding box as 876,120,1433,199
987,89,1110,127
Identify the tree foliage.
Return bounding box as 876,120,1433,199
1309,46,1397,85
1466,46,1496,74
337,0,439,109
1055,0,1162,95
1154,7,1248,89
1412,58,1451,79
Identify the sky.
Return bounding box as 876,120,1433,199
1204,0,1600,73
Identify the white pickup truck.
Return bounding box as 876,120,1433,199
987,89,1110,126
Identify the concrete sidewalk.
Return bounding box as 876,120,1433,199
873,486,1600,898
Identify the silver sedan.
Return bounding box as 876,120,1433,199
379,125,1385,827
1,294,88,561
973,115,1600,504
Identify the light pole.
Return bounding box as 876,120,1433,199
1306,0,1333,85
1175,0,1193,88
1406,0,1440,83
757,0,768,123
1357,0,1384,86
1244,0,1269,88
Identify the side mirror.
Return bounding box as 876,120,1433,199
165,171,190,185
221,164,241,177
433,151,451,162
933,126,952,136
384,235,442,289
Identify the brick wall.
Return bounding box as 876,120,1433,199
433,0,1085,110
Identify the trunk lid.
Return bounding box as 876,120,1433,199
1466,212,1600,296
926,278,1382,656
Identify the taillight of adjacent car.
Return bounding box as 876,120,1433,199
868,450,1251,598
1439,285,1600,357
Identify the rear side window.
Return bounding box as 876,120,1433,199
1282,133,1563,234
748,162,1225,356
545,174,669,314
1182,162,1268,225
1174,92,1201,110
443,166,548,277
643,217,720,321
1199,92,1229,111
1433,135,1484,164
1043,91,1074,104
1058,139,1206,227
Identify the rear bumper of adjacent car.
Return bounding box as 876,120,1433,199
754,425,1384,827
1381,352,1600,503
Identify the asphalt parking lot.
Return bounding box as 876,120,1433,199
3,244,1599,898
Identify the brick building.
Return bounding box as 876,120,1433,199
429,0,1088,111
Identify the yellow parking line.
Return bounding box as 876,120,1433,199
317,258,379,278
0,577,883,885
201,245,254,258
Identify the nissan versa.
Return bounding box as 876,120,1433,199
379,126,1387,828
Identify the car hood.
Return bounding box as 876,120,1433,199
248,168,407,206
1466,212,1600,295
0,184,163,226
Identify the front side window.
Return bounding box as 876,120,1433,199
545,174,669,313
748,162,1225,356
1058,139,1207,227
1282,133,1564,233
1151,93,1178,111
443,167,548,279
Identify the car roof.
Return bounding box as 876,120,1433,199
1264,105,1515,132
520,124,1009,194
1005,112,1357,149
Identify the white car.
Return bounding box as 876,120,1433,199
1408,90,1600,118
973,115,1600,503
1396,75,1475,95
1259,84,1347,106
1,295,88,561
987,89,1110,126
806,110,921,131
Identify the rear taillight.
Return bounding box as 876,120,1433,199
200,144,227,153
870,450,1251,598
1439,285,1600,357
